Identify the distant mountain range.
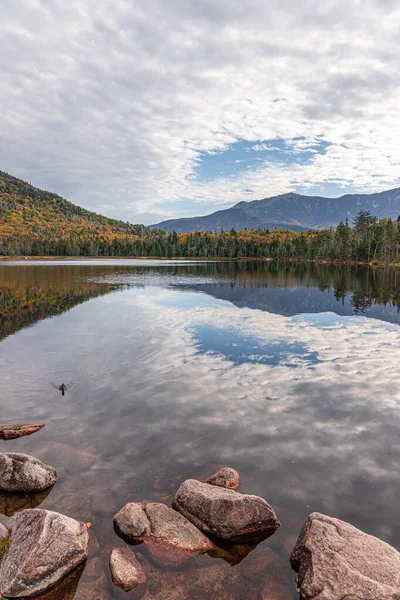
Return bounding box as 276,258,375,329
151,188,400,233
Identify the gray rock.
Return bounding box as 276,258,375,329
290,512,400,600
114,501,213,566
0,523,7,542
173,479,280,540
113,502,151,539
206,466,240,489
0,453,57,493
0,509,89,598
109,548,146,591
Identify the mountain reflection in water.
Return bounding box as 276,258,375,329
0,259,399,600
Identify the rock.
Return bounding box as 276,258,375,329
44,475,92,522
0,453,57,493
84,556,103,580
173,479,280,540
259,579,294,600
109,547,146,591
114,502,151,539
141,547,290,600
206,466,240,489
88,528,100,556
76,572,112,600
35,441,96,474
290,512,400,600
91,490,116,514
114,502,213,566
208,531,273,565
0,423,45,440
0,488,51,517
0,509,89,598
0,523,8,542
31,563,85,600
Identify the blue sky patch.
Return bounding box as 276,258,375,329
191,324,320,367
193,137,331,184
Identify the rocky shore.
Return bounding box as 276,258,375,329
0,452,399,599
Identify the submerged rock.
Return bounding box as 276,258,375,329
114,501,213,566
206,466,240,489
29,563,85,600
290,512,400,599
141,544,292,600
0,509,89,598
109,547,146,591
0,453,57,493
0,488,52,517
35,441,95,474
172,479,280,540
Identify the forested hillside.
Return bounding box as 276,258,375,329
1,170,400,264
73,212,398,265
0,170,156,255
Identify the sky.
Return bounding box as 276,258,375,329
1,0,400,225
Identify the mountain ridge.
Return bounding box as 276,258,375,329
151,187,400,233
0,169,160,254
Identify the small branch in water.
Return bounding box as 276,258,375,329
0,424,45,440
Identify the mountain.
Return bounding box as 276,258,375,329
0,170,152,251
151,188,400,233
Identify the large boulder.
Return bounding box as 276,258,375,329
0,509,89,598
109,547,146,591
172,479,280,540
114,502,213,566
290,512,400,599
0,453,57,493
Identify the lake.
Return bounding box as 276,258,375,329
1,259,400,599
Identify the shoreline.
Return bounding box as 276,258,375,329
0,255,400,268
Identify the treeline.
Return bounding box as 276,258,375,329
1,210,400,265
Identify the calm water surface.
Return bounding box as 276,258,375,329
1,260,400,599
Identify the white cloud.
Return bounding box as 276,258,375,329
0,0,400,222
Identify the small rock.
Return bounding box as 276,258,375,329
88,528,100,556
109,548,146,591
77,572,111,600
0,523,8,542
0,423,45,440
114,502,151,539
84,556,103,580
0,453,57,493
173,479,280,540
290,512,400,600
114,502,213,566
0,509,89,598
206,466,240,489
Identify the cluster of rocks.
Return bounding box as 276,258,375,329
1,451,400,599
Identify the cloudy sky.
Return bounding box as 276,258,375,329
1,0,400,224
